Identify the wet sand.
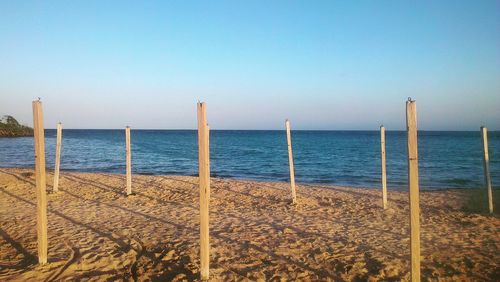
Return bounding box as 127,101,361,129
0,168,498,281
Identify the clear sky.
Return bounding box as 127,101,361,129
0,1,499,130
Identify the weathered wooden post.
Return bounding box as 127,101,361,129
32,100,48,264
285,119,297,204
53,122,62,192
406,98,420,282
207,125,210,169
197,102,210,280
125,126,132,196
480,126,493,214
380,125,387,209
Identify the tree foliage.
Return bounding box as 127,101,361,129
0,115,34,137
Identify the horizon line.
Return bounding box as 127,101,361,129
42,128,500,132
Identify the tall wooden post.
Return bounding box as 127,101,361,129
285,119,297,204
53,122,62,192
32,100,48,264
197,102,210,280
125,126,132,196
481,126,494,214
207,125,210,169
406,98,420,282
380,125,387,209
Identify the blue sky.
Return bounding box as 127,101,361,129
0,1,499,130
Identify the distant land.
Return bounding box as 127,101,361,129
0,115,33,137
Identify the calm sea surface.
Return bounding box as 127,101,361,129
0,130,498,190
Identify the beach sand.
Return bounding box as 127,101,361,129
0,168,498,281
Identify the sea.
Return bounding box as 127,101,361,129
0,130,498,190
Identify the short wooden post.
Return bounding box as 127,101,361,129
53,122,62,192
125,126,132,196
197,102,210,280
406,98,420,282
32,100,48,264
481,126,494,214
285,119,297,204
380,125,387,209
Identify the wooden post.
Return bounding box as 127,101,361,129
380,125,387,209
207,125,210,169
285,119,297,204
53,122,62,192
406,98,420,282
481,126,494,214
125,126,132,196
197,102,210,280
32,100,48,264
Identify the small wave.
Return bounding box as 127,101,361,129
447,178,472,186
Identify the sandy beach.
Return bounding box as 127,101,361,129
0,167,498,281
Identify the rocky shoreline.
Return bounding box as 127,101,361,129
0,128,33,137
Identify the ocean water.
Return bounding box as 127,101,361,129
0,130,498,190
